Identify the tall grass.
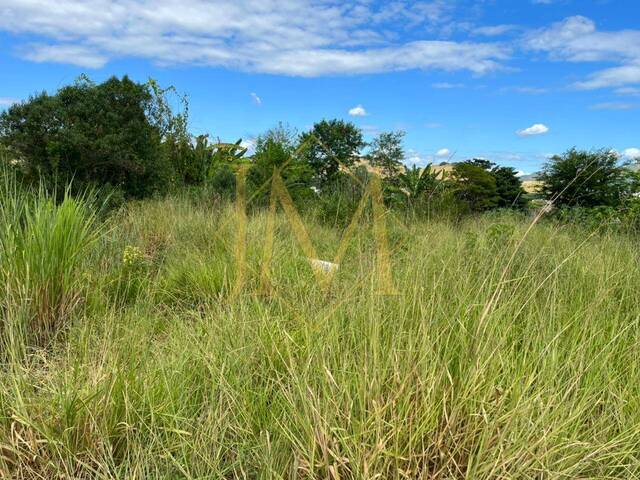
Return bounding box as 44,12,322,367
0,169,100,352
2,189,640,478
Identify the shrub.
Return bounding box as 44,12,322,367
248,124,313,208
450,161,499,211
539,148,631,208
0,76,181,198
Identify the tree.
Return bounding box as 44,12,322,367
0,75,174,197
298,119,365,188
368,131,405,179
539,148,630,208
451,161,498,211
466,158,526,209
492,166,527,208
248,124,313,205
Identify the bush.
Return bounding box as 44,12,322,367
314,168,369,227
451,161,499,211
0,76,180,198
248,124,313,208
539,148,632,208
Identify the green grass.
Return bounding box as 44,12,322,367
2,185,640,478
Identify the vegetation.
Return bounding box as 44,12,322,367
368,130,405,179
0,76,176,197
451,161,499,211
2,170,640,477
298,119,365,188
3,75,640,478
539,148,633,208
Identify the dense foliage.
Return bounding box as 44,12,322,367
0,76,172,197
451,161,499,211
298,119,365,187
539,148,632,208
2,75,639,224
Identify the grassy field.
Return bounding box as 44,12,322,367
2,179,640,478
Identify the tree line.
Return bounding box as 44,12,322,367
1,75,639,224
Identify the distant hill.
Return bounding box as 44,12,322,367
519,173,539,182
354,158,543,194
353,158,455,178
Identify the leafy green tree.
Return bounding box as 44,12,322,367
298,119,365,188
249,124,313,205
0,75,173,197
368,131,405,179
451,161,498,211
539,148,630,208
467,158,526,209
492,166,527,208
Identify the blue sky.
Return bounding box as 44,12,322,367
1,0,639,174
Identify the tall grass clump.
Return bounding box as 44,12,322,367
0,168,100,351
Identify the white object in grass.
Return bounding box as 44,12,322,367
308,258,339,273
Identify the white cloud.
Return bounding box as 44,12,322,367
240,138,256,155
474,25,516,36
432,82,464,89
250,92,261,106
348,105,368,117
525,16,640,90
623,148,640,159
576,64,640,90
616,87,640,96
516,123,549,137
405,149,433,167
503,86,548,94
0,97,19,107
436,148,451,157
0,0,509,77
590,102,638,111
23,44,107,68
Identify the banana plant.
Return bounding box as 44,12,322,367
206,138,249,179
395,163,443,207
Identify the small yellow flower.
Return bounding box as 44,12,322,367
123,245,144,268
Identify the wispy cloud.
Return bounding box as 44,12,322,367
590,101,638,111
0,97,19,107
502,86,549,94
616,87,640,96
436,148,451,158
517,123,549,137
250,92,261,106
432,82,464,89
524,16,640,90
474,24,517,36
0,0,510,77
